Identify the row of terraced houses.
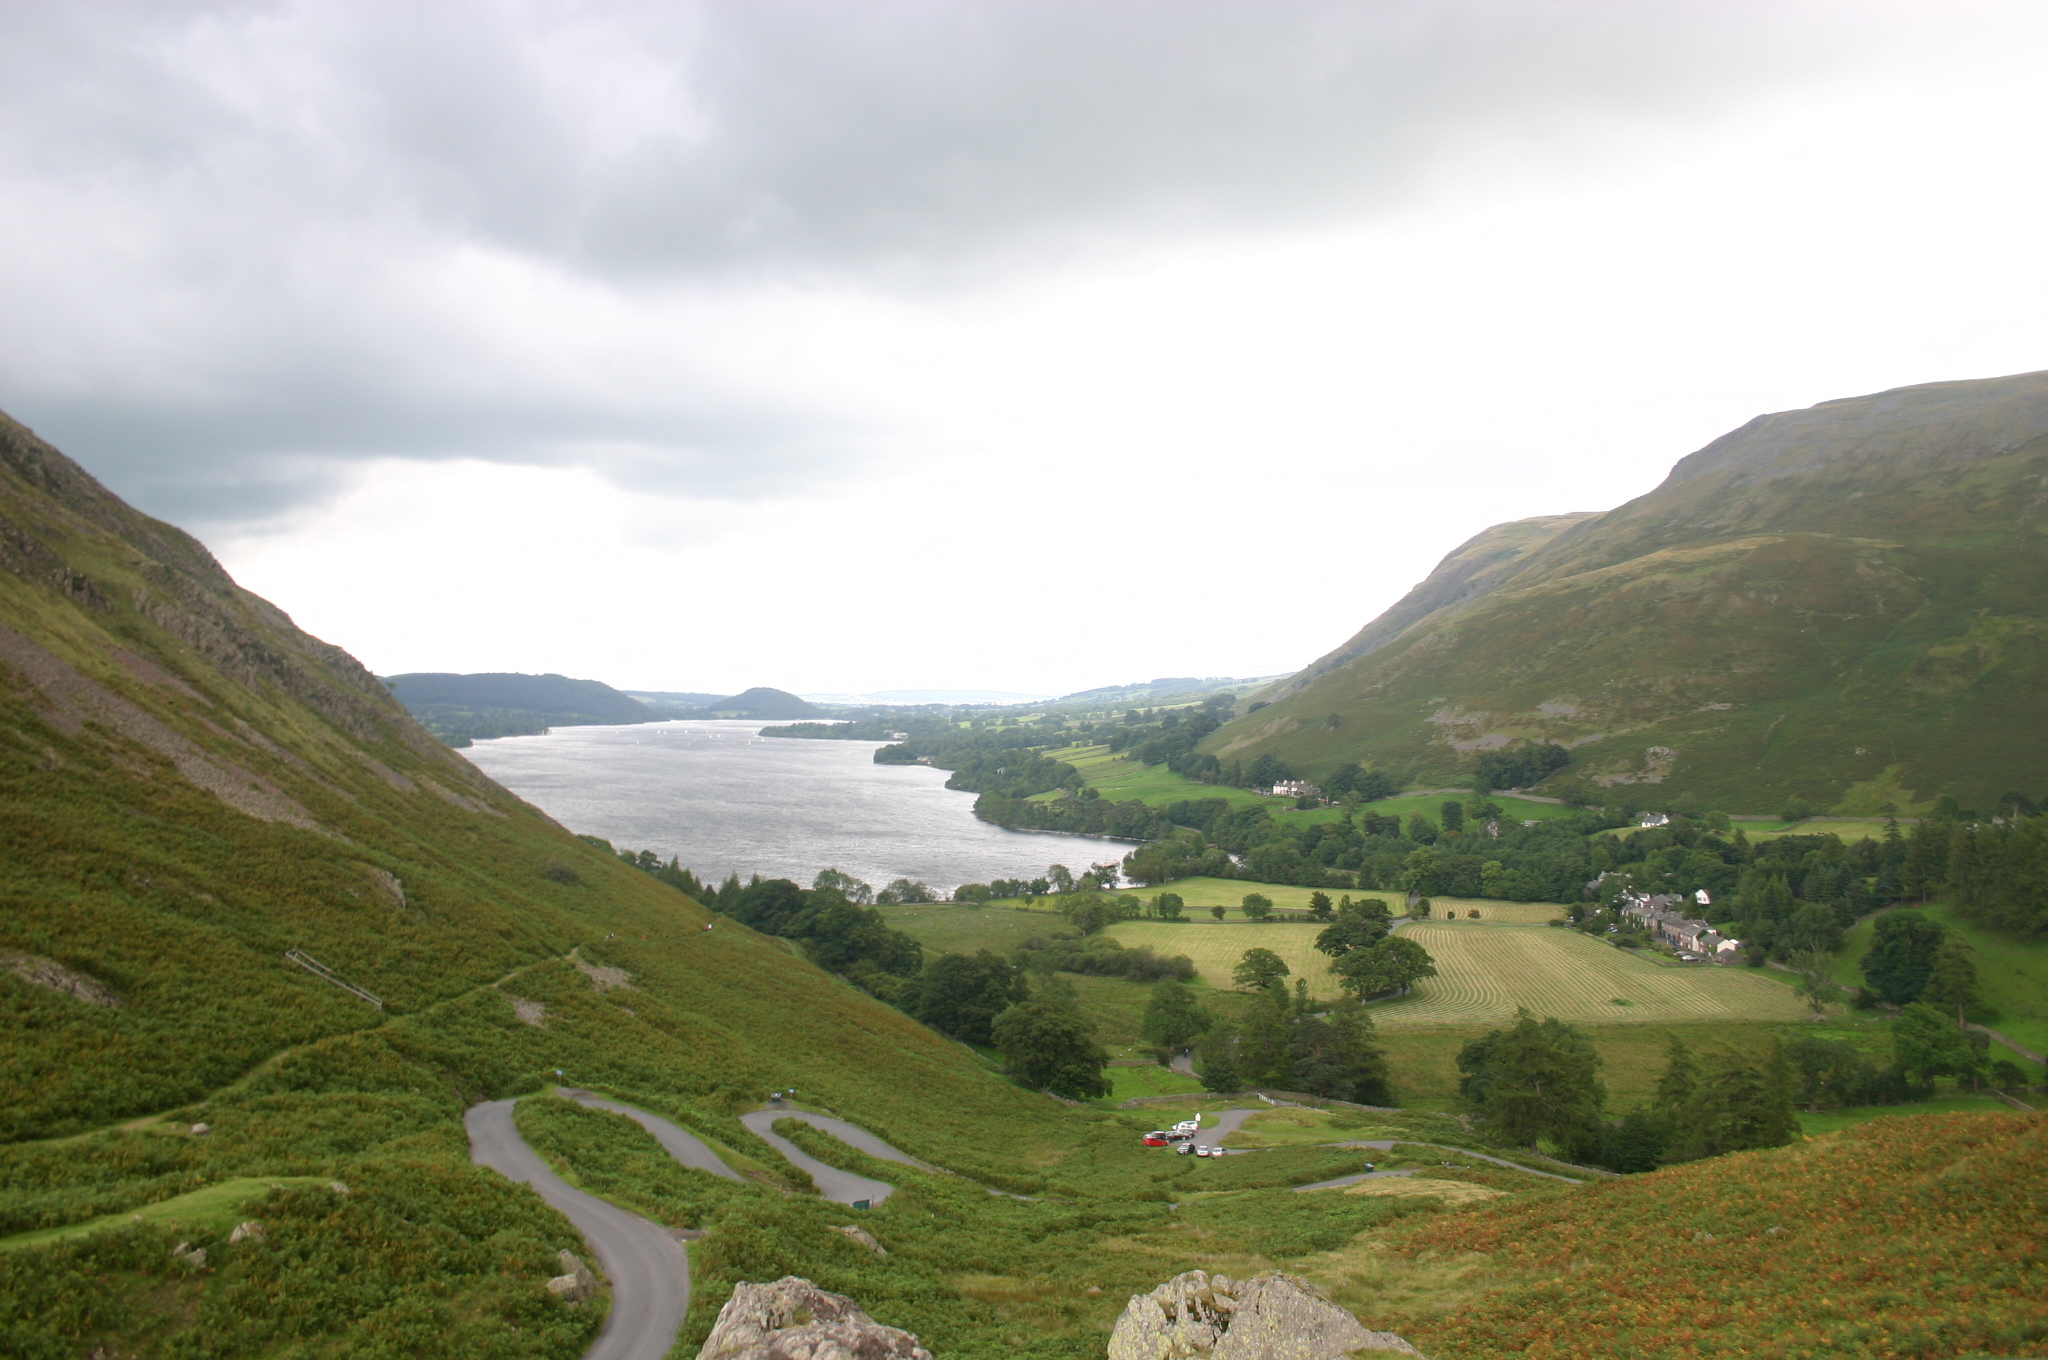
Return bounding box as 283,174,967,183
1617,888,1742,962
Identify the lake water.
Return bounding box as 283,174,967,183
460,719,1123,893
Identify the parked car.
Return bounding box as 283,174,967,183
1195,1144,1222,1158
1176,1142,1196,1155
1143,1132,1171,1147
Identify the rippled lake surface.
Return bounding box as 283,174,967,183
461,720,1121,892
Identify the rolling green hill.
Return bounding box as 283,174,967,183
1208,370,2048,813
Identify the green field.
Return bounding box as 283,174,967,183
1058,745,1278,810
1420,900,1569,924
1100,1063,1206,1103
1370,922,1812,1028
1107,919,1340,993
1273,792,1580,829
875,903,1065,953
1053,746,1577,834
1606,817,1895,844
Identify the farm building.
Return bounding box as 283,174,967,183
1270,779,1323,800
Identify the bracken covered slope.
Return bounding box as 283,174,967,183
1210,371,2048,812
0,410,1077,1356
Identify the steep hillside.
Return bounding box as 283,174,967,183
0,410,1070,1355
1210,371,2048,812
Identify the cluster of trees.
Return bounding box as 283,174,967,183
579,835,712,899
1188,988,1394,1105
1106,702,1228,777
1309,898,1439,999
1325,763,1401,802
1860,910,1983,1019
972,791,1174,840
1136,796,1617,896
1456,1014,1797,1171
1781,1008,2024,1109
1914,809,2048,936
894,950,1027,1044
1013,933,1195,982
1589,807,2045,984
1121,832,1236,886
954,862,1126,904
1472,743,1572,793
702,872,923,992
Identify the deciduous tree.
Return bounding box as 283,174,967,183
1141,979,1211,1051
1232,947,1290,992
1331,937,1436,1000
991,995,1110,1099
1458,1010,1606,1152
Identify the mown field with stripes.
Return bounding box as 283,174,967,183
1370,921,1810,1027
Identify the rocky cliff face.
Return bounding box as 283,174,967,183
1208,370,2048,811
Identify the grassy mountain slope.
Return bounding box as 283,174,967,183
0,410,1083,1355
1210,371,2048,811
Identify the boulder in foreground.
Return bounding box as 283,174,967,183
1108,1270,1420,1360
698,1276,931,1360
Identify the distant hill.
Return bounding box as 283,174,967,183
625,688,729,709
382,670,658,745
1060,675,1288,706
1205,370,2048,813
686,686,826,719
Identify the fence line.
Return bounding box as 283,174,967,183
284,949,384,1010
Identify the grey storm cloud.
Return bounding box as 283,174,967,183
0,0,1921,521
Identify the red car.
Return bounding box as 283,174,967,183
1143,1131,1171,1147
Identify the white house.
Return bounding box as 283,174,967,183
1639,812,1670,829
1270,780,1322,800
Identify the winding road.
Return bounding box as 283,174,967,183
467,1092,925,1359
469,1088,1585,1360
737,1107,919,1205
561,1090,747,1182
465,1100,692,1360
1295,1140,1586,1189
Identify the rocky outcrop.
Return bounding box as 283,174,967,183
834,1224,888,1257
1107,1270,1419,1360
697,1276,930,1360
0,951,121,1008
546,1249,598,1304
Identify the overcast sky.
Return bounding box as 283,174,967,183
3,1,2045,697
